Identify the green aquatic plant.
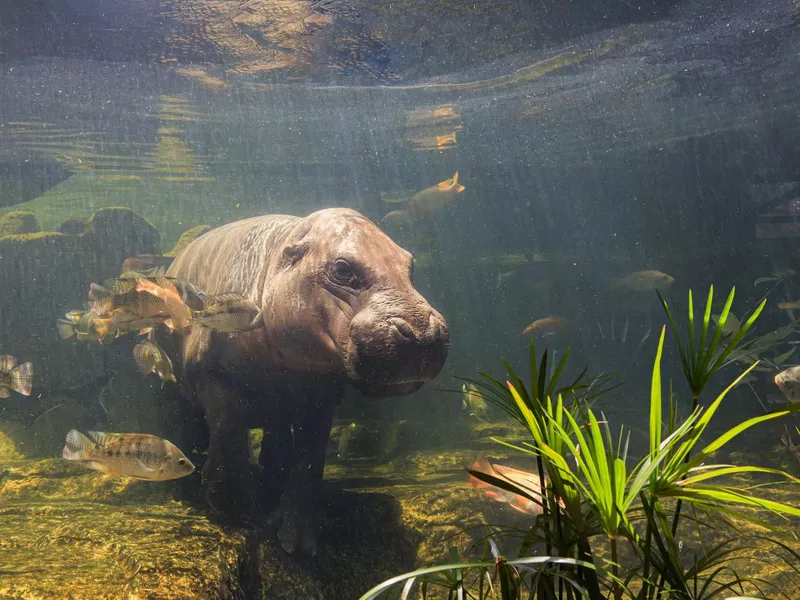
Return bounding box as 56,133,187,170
365,288,800,600
658,285,765,408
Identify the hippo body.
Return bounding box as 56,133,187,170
166,208,448,554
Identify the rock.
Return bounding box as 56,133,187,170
165,224,211,257
82,207,160,275
0,207,161,433
0,211,40,236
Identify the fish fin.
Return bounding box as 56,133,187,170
57,319,76,339
0,386,10,398
133,343,155,376
138,327,153,335
379,190,412,204
62,429,92,461
245,310,264,331
9,362,32,396
0,355,17,372
135,460,158,473
163,318,175,330
86,431,114,446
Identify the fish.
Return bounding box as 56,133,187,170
337,422,357,460
711,312,740,337
133,340,176,383
775,366,800,402
133,278,192,331
0,355,33,398
88,281,172,323
381,172,466,221
120,254,174,275
191,293,263,333
778,301,800,310
462,383,490,420
522,316,571,336
609,270,675,291
755,269,796,287
61,430,195,481
57,310,103,342
468,456,547,516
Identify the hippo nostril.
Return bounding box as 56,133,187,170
388,318,416,341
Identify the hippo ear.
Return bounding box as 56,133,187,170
282,241,310,267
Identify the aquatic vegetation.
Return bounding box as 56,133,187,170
658,285,765,406
364,287,800,599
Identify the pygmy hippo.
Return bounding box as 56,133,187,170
166,208,449,554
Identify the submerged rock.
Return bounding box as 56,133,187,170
0,211,40,236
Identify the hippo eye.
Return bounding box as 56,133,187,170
331,259,358,286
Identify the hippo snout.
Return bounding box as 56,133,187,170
345,304,449,398
388,313,448,346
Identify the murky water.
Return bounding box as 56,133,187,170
0,0,799,597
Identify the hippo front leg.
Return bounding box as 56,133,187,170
268,396,337,555
195,375,254,515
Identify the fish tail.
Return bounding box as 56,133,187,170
62,429,92,461
9,362,33,396
57,319,76,339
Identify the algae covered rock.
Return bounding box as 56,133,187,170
0,211,40,236
165,224,211,257
82,207,160,274
0,207,161,419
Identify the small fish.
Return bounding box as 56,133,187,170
775,366,800,402
57,310,101,341
120,254,174,275
191,293,263,333
778,301,800,310
522,316,571,336
381,172,466,221
755,269,796,287
462,383,490,420
609,270,675,291
711,312,740,337
61,430,195,480
88,281,171,322
133,340,176,383
468,456,547,516
134,278,192,331
337,422,357,460
0,355,33,398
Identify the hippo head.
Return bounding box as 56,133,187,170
262,208,448,397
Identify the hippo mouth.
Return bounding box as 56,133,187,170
343,312,449,398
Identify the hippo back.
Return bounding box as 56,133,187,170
166,215,299,301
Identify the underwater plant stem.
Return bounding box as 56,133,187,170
575,535,603,600
610,535,620,600
640,493,655,600
534,453,557,600
668,393,698,539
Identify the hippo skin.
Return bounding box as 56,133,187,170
166,208,449,554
